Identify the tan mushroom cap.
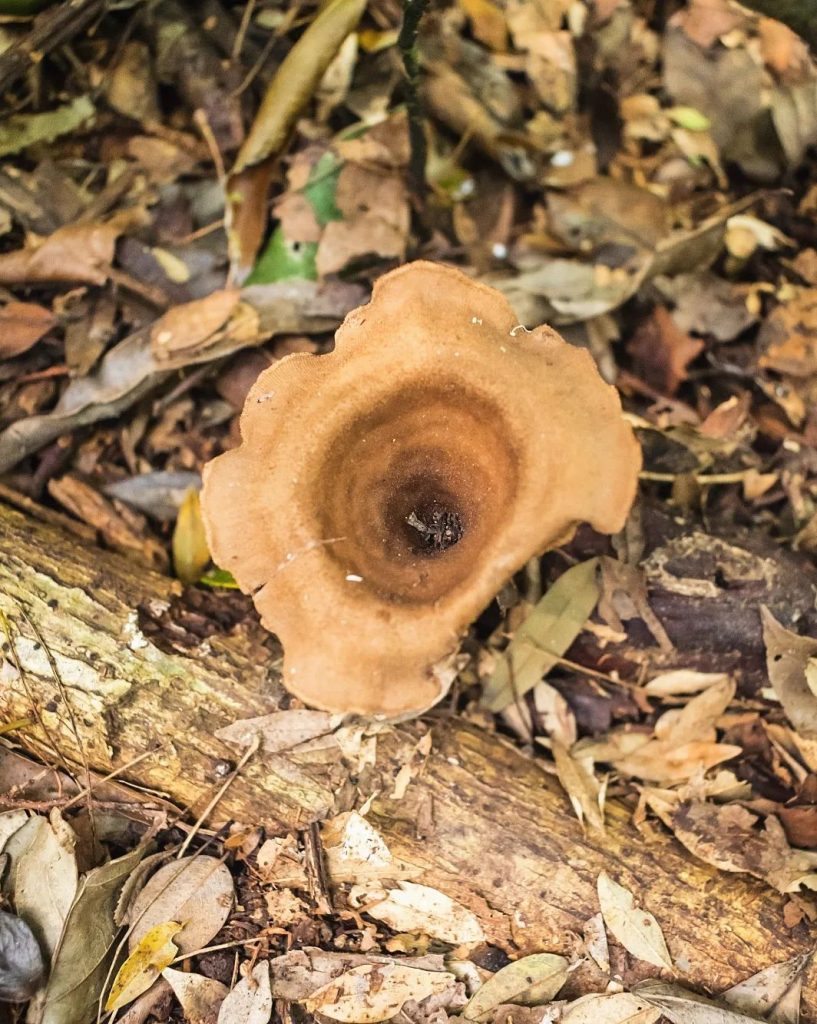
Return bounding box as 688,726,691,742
201,261,641,717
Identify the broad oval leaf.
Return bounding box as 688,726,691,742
362,882,484,945
463,953,569,1021
562,992,662,1024
129,856,234,955
5,812,77,967
217,962,272,1024
636,981,766,1024
597,872,672,970
233,0,367,172
304,963,455,1023
38,843,148,1024
163,966,229,1024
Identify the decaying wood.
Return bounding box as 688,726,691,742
0,498,815,1012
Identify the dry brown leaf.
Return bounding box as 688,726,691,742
654,676,736,745
669,0,747,49
759,289,817,377
215,709,341,753
0,212,143,286
316,134,410,279
107,41,161,123
597,871,672,970
789,249,817,286
533,681,577,747
0,302,55,360
151,289,241,361
636,980,767,1024
547,179,670,253
656,273,756,343
562,992,661,1024
646,797,817,893
724,952,813,1021
610,738,741,784
162,967,228,1024
552,740,605,833
627,306,705,396
322,812,420,884
771,81,817,169
304,963,455,1023
316,32,359,121
128,857,234,955
356,881,484,945
762,607,817,739
463,953,569,1020
233,0,368,172
217,962,271,1024
582,913,610,975
644,671,732,697
48,474,167,570
456,0,508,51
269,948,448,1002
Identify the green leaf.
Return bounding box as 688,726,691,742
246,152,341,284
304,151,343,226
482,558,601,712
0,97,95,157
200,567,239,589
245,228,318,284
667,106,711,132
463,954,569,1021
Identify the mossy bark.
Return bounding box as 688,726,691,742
0,498,815,1011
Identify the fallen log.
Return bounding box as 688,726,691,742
0,498,815,1013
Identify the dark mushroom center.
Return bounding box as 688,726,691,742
405,506,464,553
315,382,519,604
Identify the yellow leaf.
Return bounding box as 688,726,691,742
105,921,181,1012
172,487,210,585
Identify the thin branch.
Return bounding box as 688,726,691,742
397,0,430,195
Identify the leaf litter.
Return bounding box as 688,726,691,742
3,1,817,1024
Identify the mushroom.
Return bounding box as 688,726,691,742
201,261,641,717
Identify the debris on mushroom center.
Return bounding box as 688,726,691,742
405,506,465,554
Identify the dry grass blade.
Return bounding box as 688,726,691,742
232,0,368,173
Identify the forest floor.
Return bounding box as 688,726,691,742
2,0,817,1022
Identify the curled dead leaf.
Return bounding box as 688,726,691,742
0,302,55,360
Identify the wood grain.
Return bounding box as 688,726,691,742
0,498,814,1014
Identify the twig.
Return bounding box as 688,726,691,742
0,610,65,772
397,0,430,195
177,734,260,858
18,607,98,843
0,0,105,94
